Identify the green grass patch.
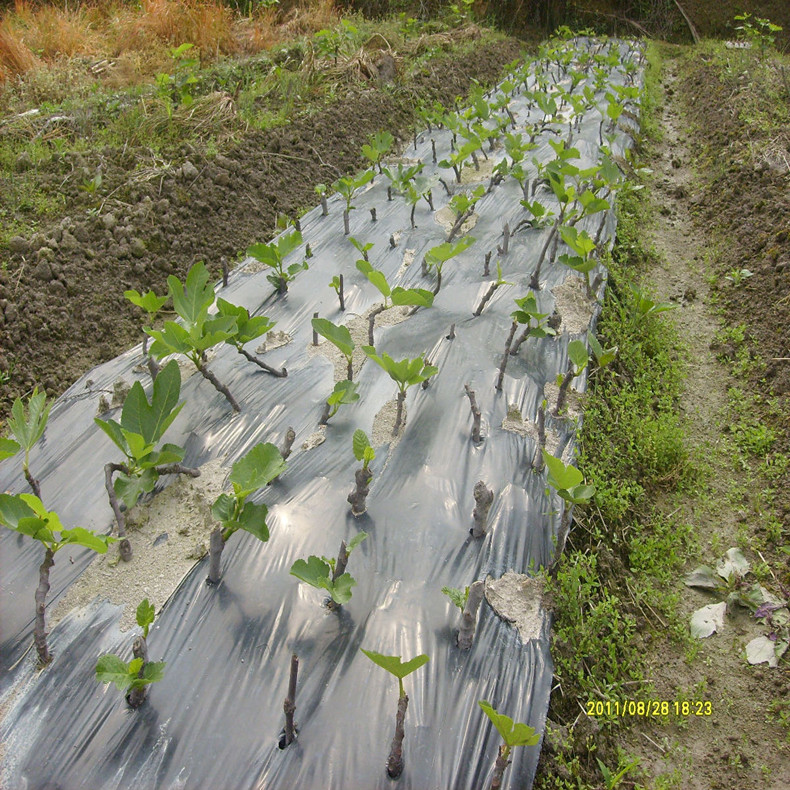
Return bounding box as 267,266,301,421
536,41,696,788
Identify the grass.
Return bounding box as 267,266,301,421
535,42,699,789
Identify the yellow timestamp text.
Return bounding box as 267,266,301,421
585,699,713,719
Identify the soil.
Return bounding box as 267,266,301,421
0,28,525,423
621,54,790,789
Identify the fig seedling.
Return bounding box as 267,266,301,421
96,360,199,561
311,317,355,381
333,170,374,235
124,289,167,380
348,429,374,516
423,237,475,295
208,442,287,584
509,291,557,356
329,275,345,310
478,701,540,789
355,260,434,343
95,598,165,708
320,379,360,425
474,262,513,317
290,532,367,609
4,387,51,498
439,136,481,183
543,451,595,574
145,262,241,411
553,339,588,417
360,649,430,779
0,493,113,665
215,299,286,377
247,230,307,294
362,348,438,435
361,130,394,173
558,225,598,297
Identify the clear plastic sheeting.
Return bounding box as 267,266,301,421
0,38,644,790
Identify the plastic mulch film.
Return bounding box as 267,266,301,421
0,37,644,790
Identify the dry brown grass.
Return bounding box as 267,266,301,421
11,2,101,59
0,17,38,81
0,0,341,84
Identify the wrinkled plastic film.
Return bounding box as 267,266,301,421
1,39,643,789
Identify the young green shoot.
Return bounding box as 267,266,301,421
348,429,375,516
311,317,355,380
509,291,557,356
478,701,540,790
215,299,285,377
208,442,286,584
247,230,307,294
361,130,394,173
348,235,374,262
145,262,240,411
356,260,434,343
439,137,482,183
0,493,114,665
320,380,360,425
333,170,374,234
360,649,430,779
95,360,198,561
630,285,677,326
554,339,588,417
95,598,165,708
290,532,367,610
362,348,438,435
474,261,513,317
5,388,51,498
442,585,470,612
542,451,595,574
125,289,167,380
447,186,485,241
329,274,345,310
558,225,598,298
423,236,475,294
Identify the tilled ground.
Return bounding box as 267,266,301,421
0,29,524,421
678,48,790,521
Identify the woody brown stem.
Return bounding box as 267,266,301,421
280,427,296,460
347,467,372,516
207,526,225,585
237,347,287,377
386,694,409,779
104,462,132,562
197,362,240,412
283,653,298,747
332,540,349,581
496,321,519,391
368,305,386,346
457,580,485,650
473,283,499,317
491,745,512,790
554,358,575,417
472,481,494,538
126,635,149,709
33,547,54,666
393,391,406,436
24,467,42,499
464,385,482,443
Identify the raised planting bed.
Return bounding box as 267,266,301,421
0,34,644,789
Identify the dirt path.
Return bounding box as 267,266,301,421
625,57,790,790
